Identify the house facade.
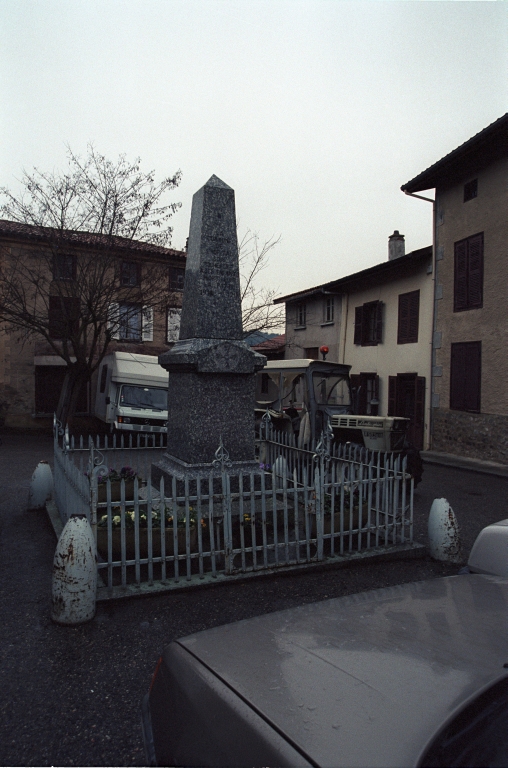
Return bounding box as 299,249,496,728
0,220,185,429
402,113,508,464
276,233,433,449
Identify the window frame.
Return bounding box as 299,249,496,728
118,302,142,342
296,302,306,328
53,252,76,281
323,296,334,324
354,301,383,346
120,260,141,287
463,179,478,202
169,266,185,292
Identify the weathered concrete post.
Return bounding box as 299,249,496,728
153,175,266,481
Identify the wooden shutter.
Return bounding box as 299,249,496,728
467,233,483,309
388,376,397,416
450,341,481,412
374,301,383,344
354,306,363,345
166,307,181,343
142,306,154,342
398,293,409,344
408,292,419,343
454,240,468,311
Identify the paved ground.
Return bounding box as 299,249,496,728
1,432,507,767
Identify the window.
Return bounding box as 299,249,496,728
121,261,140,287
118,303,142,341
296,302,306,327
454,233,483,311
166,307,182,343
48,296,80,339
464,179,478,202
398,290,420,344
323,296,334,323
354,301,383,346
304,347,319,360
350,373,379,415
53,253,76,280
450,341,481,413
169,266,185,292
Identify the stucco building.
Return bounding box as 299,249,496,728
0,220,185,429
276,233,433,449
402,113,508,463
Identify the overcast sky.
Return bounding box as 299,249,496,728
1,0,506,303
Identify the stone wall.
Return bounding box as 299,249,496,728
432,408,508,464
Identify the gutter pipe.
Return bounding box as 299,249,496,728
403,189,436,451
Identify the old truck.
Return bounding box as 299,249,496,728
94,352,169,433
255,359,422,481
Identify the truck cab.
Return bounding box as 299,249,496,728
95,352,169,433
255,359,409,452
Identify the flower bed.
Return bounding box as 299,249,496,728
96,505,202,560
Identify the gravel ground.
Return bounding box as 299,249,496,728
1,432,507,767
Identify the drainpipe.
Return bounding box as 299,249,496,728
403,190,436,451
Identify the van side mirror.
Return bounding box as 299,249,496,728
105,397,110,405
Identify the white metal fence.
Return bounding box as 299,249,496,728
52,417,414,599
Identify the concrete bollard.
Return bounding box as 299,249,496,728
428,498,462,563
51,514,97,625
27,460,53,509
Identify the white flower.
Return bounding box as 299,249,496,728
113,515,121,525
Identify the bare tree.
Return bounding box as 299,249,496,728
238,229,284,338
0,145,182,426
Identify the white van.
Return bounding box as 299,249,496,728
95,352,169,433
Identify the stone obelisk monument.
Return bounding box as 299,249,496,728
154,176,266,480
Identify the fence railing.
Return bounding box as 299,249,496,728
52,416,414,599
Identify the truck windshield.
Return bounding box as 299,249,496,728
120,386,168,410
312,373,351,406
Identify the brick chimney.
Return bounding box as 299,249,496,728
388,230,405,261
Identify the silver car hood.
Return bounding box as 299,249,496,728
175,574,508,768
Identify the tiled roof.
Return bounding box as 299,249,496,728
252,334,286,351
0,219,186,260
402,113,508,193
275,246,432,304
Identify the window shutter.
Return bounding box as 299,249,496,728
374,301,383,344
465,341,481,412
450,342,481,412
108,302,120,340
166,307,181,343
354,306,363,345
398,293,409,344
142,306,154,342
388,376,397,416
408,291,419,343
467,233,483,308
454,240,468,311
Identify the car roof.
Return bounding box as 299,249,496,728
173,574,508,768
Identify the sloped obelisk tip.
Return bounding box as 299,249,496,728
154,176,266,478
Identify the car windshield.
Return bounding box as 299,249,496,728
312,373,351,406
119,385,168,410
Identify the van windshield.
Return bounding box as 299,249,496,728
120,385,168,411
312,373,351,406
